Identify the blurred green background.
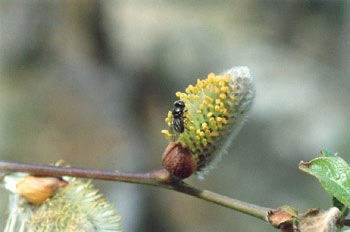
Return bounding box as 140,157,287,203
0,1,349,231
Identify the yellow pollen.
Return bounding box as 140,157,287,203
209,117,216,125
223,74,230,82
205,129,211,136
208,73,215,81
221,86,229,93
213,86,220,94
197,81,204,89
161,130,173,140
220,93,226,99
205,96,213,103
202,123,208,130
211,131,219,137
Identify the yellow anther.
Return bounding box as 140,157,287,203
197,81,204,88
207,112,213,118
205,129,211,136
220,93,226,99
165,113,172,126
208,73,215,81
161,130,173,140
211,131,219,137
186,85,195,93
213,86,220,94
196,109,202,114
223,74,230,82
205,96,213,103
201,123,208,130
221,86,229,93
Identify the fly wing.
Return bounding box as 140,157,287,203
173,118,184,133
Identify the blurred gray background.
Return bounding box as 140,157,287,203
0,1,349,231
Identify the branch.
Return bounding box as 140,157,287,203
0,160,271,222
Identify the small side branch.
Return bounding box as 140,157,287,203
0,160,271,222
168,182,271,221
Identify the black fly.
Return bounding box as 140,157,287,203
172,100,186,133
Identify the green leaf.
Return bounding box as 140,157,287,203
299,152,350,207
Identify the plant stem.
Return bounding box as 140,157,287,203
168,182,271,221
0,160,271,222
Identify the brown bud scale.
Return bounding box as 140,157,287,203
162,142,197,179
16,175,68,204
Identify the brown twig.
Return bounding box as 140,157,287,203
0,160,271,222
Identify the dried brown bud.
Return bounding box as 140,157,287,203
162,141,197,179
267,206,299,231
16,176,68,204
299,207,342,232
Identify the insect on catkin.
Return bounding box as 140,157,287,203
161,66,255,179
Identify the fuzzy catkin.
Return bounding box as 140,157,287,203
162,66,255,178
